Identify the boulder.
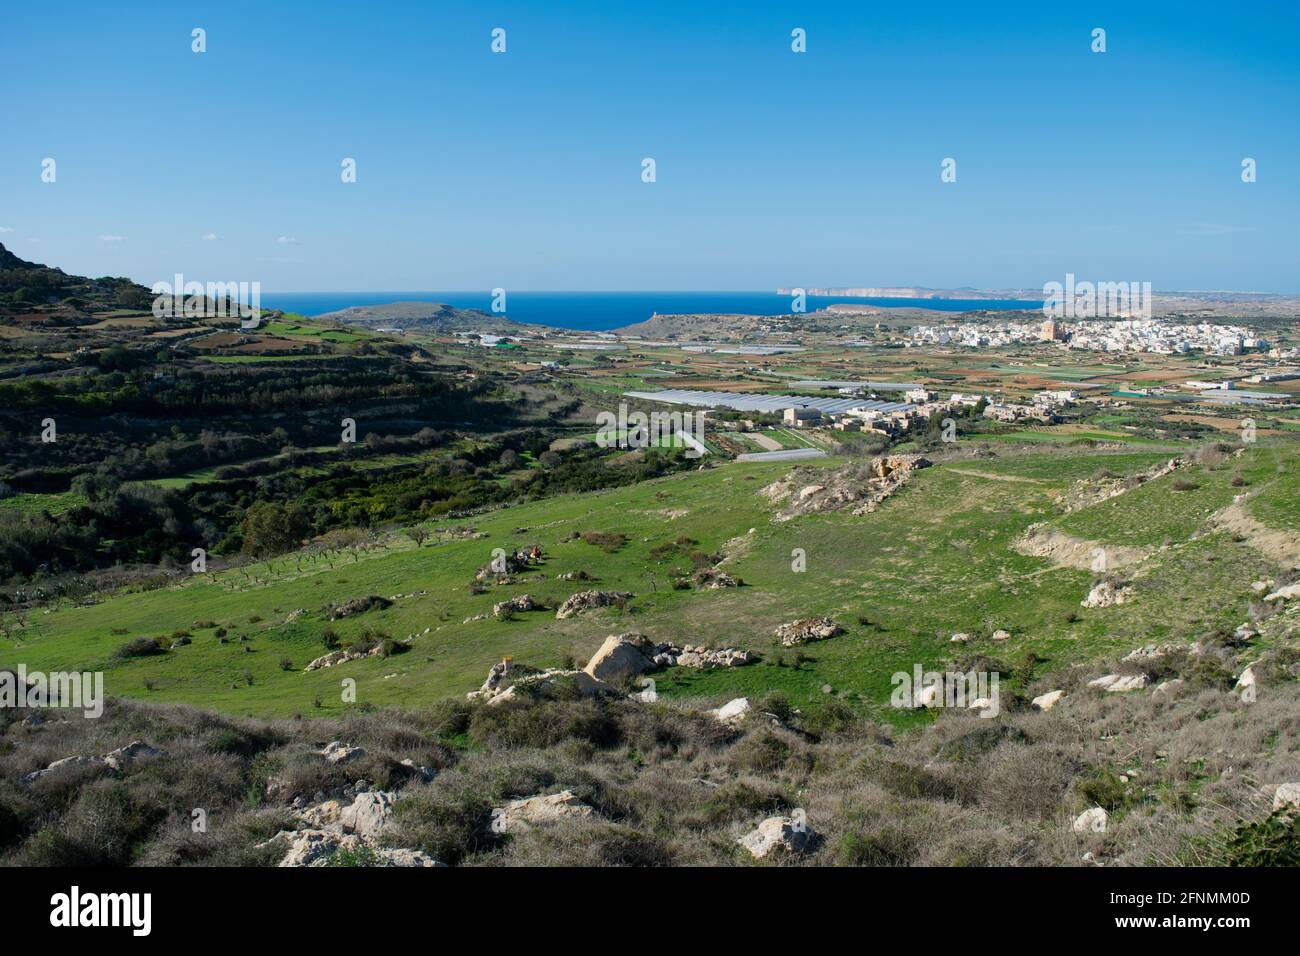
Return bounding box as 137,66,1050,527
1087,674,1150,693
1072,807,1108,833
554,590,633,620
584,633,655,683
21,754,107,784
738,816,816,859
320,741,366,765
256,828,441,867
1081,580,1131,609
493,594,539,619
1032,690,1065,711
1263,582,1300,602
991,629,1011,642
482,669,618,706
326,595,393,620
103,740,167,771
950,632,972,643
774,617,842,647
1152,679,1184,698
693,567,740,589
1273,782,1300,813
708,697,751,724
496,789,593,833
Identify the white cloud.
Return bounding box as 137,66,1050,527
201,232,218,241
275,235,299,245
99,234,127,242
0,226,14,234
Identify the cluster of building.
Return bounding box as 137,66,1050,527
905,318,1264,356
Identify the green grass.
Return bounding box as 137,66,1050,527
3,443,1292,723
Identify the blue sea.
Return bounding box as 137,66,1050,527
259,291,1044,332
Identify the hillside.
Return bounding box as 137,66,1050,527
0,242,154,316
316,300,527,333
3,438,1299,867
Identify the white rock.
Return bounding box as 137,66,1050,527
708,697,751,724
1264,582,1300,602
1088,674,1150,693
1152,679,1184,697
950,632,972,643
738,816,816,859
497,790,592,833
991,629,1011,642
1073,807,1108,833
583,633,654,683
1032,690,1065,711
320,741,366,764
1272,782,1300,813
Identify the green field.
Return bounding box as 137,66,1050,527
4,440,1289,725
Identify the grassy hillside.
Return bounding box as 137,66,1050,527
4,440,1291,723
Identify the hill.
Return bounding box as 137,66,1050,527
0,242,153,316
316,300,527,333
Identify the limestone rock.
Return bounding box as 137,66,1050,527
774,617,842,647
497,790,593,833
320,741,366,764
738,816,816,859
1073,807,1108,833
1032,690,1065,711
1082,580,1131,609
554,590,633,620
103,740,166,771
708,697,751,724
1272,782,1300,813
493,594,539,619
584,633,655,683
1088,674,1150,693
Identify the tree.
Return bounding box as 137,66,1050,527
240,501,310,558
406,527,430,548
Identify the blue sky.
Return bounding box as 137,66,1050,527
1,0,1297,292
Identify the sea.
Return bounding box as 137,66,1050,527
259,291,1044,332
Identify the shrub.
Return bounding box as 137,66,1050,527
1220,810,1300,866
580,531,627,553
112,637,166,660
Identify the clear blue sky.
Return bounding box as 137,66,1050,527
2,0,1297,292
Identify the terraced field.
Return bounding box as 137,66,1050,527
2,441,1293,725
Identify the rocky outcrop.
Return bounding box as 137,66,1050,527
693,567,740,589
467,666,618,705
326,595,393,620
1072,807,1108,833
761,456,931,522
258,788,441,867
1060,457,1182,513
319,741,366,765
774,617,842,647
555,590,632,620
1273,782,1300,813
493,594,539,619
1081,580,1132,609
584,634,656,682
1032,690,1065,711
708,697,751,724
494,790,593,833
304,638,407,672
21,740,166,783
1088,674,1151,693
738,816,817,859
